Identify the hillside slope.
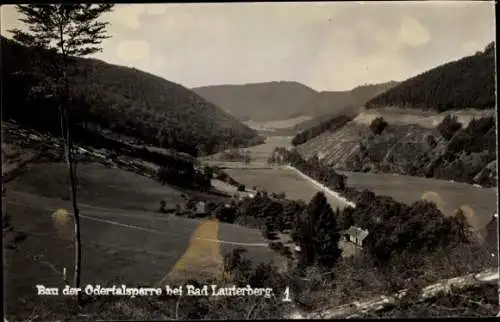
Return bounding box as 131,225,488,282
1,36,261,156
295,81,398,126
295,43,496,187
297,109,497,187
193,81,318,121
366,42,495,111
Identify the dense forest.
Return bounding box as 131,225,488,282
1,36,262,157
365,42,495,111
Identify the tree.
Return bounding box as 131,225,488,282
369,116,388,135
437,115,462,140
294,192,342,270
10,4,114,303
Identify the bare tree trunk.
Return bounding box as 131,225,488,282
60,52,82,304
65,108,82,302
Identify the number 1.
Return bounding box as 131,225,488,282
282,287,292,302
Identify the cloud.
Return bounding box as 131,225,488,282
0,2,495,91
461,40,480,54
112,5,146,30
115,40,150,62
398,16,430,47
145,4,168,15
112,4,168,30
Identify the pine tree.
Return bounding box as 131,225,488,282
295,192,342,270
10,4,114,303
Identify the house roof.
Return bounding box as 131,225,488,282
345,226,369,242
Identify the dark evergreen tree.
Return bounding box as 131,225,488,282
295,192,342,269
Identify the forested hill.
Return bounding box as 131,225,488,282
302,81,399,118
1,36,261,156
293,81,399,132
192,81,318,122
365,42,495,111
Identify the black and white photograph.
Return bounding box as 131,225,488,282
1,1,499,320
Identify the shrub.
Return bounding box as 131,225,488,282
369,116,388,135
426,134,437,148
159,199,166,213
237,184,245,192
269,241,285,252
437,115,462,140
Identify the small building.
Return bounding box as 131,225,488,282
195,201,206,214
342,226,369,247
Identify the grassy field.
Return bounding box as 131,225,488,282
225,167,348,210
340,171,498,230
8,162,185,212
243,115,312,131
237,136,497,231
4,161,281,320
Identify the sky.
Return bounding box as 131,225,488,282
1,1,495,92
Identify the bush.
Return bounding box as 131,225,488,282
159,199,166,213
269,241,285,252
215,204,237,223
237,184,245,192
426,134,437,148
437,115,462,140
369,116,388,135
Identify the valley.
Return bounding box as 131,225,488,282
2,2,498,320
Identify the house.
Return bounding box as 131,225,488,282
342,226,369,247
195,201,206,214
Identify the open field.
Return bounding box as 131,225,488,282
4,161,280,320
243,115,312,131
224,167,350,210
202,135,292,164
339,171,498,230
242,136,293,162
8,162,185,212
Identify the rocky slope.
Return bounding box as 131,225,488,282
296,42,496,187
296,108,497,187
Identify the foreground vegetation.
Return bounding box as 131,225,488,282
6,141,496,320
